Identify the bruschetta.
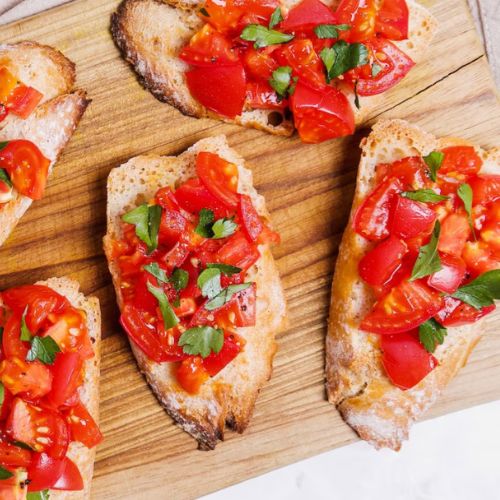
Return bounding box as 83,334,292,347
103,135,286,449
0,42,89,247
326,119,500,450
0,277,102,498
111,0,436,143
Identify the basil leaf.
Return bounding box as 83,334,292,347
0,141,9,151
20,306,33,342
457,183,475,236
122,204,162,253
0,466,13,480
26,336,60,365
320,41,368,82
207,263,241,276
212,218,238,239
146,282,179,329
199,7,209,16
423,151,444,182
452,270,500,309
241,24,294,49
269,7,283,28
27,492,50,500
419,318,447,353
179,326,224,358
269,66,292,97
195,208,215,238
0,168,12,187
410,221,442,281
197,268,222,300
205,283,251,311
314,23,350,39
371,63,383,77
401,189,449,203
143,262,169,284
0,382,4,406
171,268,189,292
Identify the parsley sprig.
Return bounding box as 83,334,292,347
122,204,162,254
195,208,237,239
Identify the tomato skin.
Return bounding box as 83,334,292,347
438,212,471,257
0,140,51,200
439,146,482,177
336,0,379,42
51,456,84,491
203,333,244,376
381,330,438,390
186,63,246,119
174,178,229,219
65,402,103,448
159,207,187,246
354,177,402,241
427,253,466,294
290,83,355,143
0,441,32,467
376,156,430,190
6,85,43,119
359,236,408,286
281,0,338,31
243,48,278,81
2,315,29,360
46,352,83,409
27,453,65,492
435,296,496,327
238,194,263,242
375,0,409,40
220,283,257,327
216,232,260,272
176,356,210,394
0,358,53,400
246,82,286,110
469,175,500,206
196,152,239,208
390,196,436,239
361,280,443,334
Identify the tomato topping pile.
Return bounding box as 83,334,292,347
180,0,413,143
354,146,500,390
0,285,102,494
109,152,279,395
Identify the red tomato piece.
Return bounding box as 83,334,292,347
375,0,409,40
159,207,187,246
196,152,239,208
0,105,7,123
225,283,256,327
354,177,403,241
2,315,28,360
258,224,281,245
360,280,443,334
439,146,482,177
290,82,355,143
202,333,244,376
436,296,496,327
462,241,500,277
427,253,466,294
243,47,278,81
51,456,84,491
180,24,238,67
375,156,430,190
186,63,246,119
359,236,408,286
0,441,32,468
216,232,260,272
246,82,286,110
0,140,51,200
173,297,197,318
179,261,201,300
65,402,103,449
438,212,471,257
336,0,380,42
381,330,438,390
238,194,264,241
155,186,180,210
176,356,210,394
0,358,53,400
281,0,337,31
6,85,43,119
46,352,84,408
163,238,191,270
27,453,65,492
390,196,436,239
174,178,229,219
469,175,500,206
0,388,13,421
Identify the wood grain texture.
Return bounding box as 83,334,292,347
0,0,499,498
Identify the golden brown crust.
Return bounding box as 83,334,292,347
103,136,287,448
325,119,500,450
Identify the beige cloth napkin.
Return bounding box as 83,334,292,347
0,0,498,86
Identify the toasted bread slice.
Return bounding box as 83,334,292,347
34,277,101,499
325,119,500,450
0,42,89,247
111,0,436,137
103,135,287,449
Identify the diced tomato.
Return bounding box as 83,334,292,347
51,456,84,491
220,283,257,327
2,316,28,360
390,196,436,239
46,352,83,409
0,140,50,200
290,82,355,143
179,261,201,300
360,280,443,334
27,453,65,491
439,146,482,177
462,241,500,277
336,0,380,42
438,212,471,257
246,82,286,110
243,47,278,81
6,85,43,119
238,194,263,241
159,207,186,246
175,178,229,219
281,0,337,31
359,236,408,286
65,402,102,449
276,39,326,90
186,63,246,119
354,177,402,241
375,156,430,190
180,24,239,67
381,330,438,390
0,359,53,400
352,38,415,96
176,356,210,394
196,152,239,208
375,0,409,40
0,441,32,468
480,207,500,251
173,297,197,318
163,238,191,270
155,186,180,210
427,253,466,294
203,333,244,376
435,296,496,327
216,232,260,272
469,175,500,206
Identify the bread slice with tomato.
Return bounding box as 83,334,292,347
0,42,89,247
326,119,500,450
0,277,102,498
111,0,436,142
103,135,286,449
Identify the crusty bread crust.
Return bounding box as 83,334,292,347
35,277,101,500
103,135,287,448
325,119,500,450
111,0,435,137
0,42,89,247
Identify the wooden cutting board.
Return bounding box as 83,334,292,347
0,0,499,498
